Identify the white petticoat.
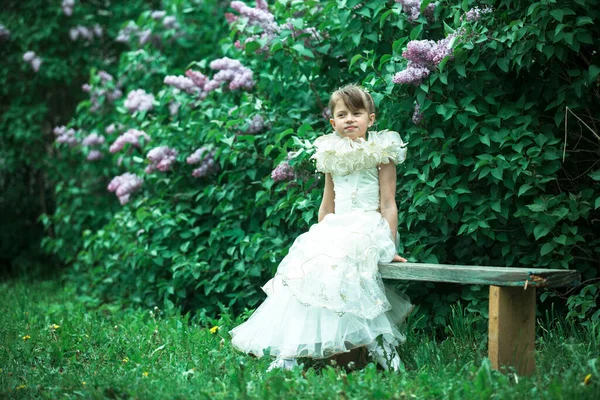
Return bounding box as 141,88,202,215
229,210,412,359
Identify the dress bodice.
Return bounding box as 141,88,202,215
312,129,408,215
332,168,380,214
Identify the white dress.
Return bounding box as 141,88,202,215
230,130,412,359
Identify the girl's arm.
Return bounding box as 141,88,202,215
379,162,407,262
318,173,335,222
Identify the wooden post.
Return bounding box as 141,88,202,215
488,285,536,376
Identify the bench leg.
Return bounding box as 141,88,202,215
488,285,536,376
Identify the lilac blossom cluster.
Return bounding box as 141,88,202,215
82,70,123,112
23,51,42,72
271,160,294,182
76,128,104,160
116,22,154,45
392,35,457,86
53,126,78,146
395,0,435,22
109,129,151,153
168,101,181,116
203,57,255,92
463,6,493,22
105,123,123,135
246,114,265,134
0,24,10,41
124,89,155,113
187,147,218,178
108,173,143,205
163,75,200,95
62,0,74,16
412,103,423,125
145,146,178,173
69,25,103,42
228,1,280,52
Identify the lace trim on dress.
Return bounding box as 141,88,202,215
311,130,408,175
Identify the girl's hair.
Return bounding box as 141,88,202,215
328,84,375,115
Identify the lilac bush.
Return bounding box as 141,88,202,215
84,70,123,112
86,149,103,161
53,126,78,146
163,75,199,95
61,0,74,16
109,129,151,153
187,147,218,178
82,133,105,147
107,172,143,205
271,160,294,182
123,89,155,113
246,114,265,134
23,51,42,72
145,146,178,173
463,6,493,22
412,103,423,125
395,0,436,22
69,25,103,42
204,57,255,91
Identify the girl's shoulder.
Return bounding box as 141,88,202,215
311,130,408,175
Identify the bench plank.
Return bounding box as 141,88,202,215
379,262,580,288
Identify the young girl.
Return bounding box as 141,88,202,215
230,84,412,372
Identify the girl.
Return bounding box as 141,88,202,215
230,84,412,372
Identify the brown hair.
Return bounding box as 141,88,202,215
328,84,375,116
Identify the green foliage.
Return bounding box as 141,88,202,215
1,279,599,398
25,0,600,324
0,0,152,273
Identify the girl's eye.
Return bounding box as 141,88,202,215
354,113,362,116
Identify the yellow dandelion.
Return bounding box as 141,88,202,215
51,324,60,330
584,374,592,385
143,371,149,377
209,326,220,334
122,357,129,363
22,335,31,341
16,385,26,390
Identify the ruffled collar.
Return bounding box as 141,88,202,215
311,130,407,175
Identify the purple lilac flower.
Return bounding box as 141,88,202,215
145,146,178,173
0,24,10,41
138,29,153,45
393,33,459,86
62,0,74,16
204,57,255,92
105,123,118,134
395,0,435,22
23,51,36,62
53,126,78,146
169,101,181,116
124,89,155,113
162,16,178,29
82,83,92,92
464,6,493,22
412,103,423,125
246,114,265,134
30,57,42,72
108,172,143,205
271,160,294,182
187,147,218,178
69,25,100,42
185,70,208,90
82,133,105,147
230,1,279,35
392,62,431,86
151,10,167,20
116,22,139,43
93,24,103,37
98,71,113,82
164,75,198,94
87,150,103,161
109,129,151,153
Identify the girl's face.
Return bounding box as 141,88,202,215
329,99,375,140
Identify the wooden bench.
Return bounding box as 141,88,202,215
377,262,581,376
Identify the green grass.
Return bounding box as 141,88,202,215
0,279,598,399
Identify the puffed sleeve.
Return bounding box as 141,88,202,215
370,130,408,165
311,133,340,173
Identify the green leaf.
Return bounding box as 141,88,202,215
534,224,551,240
589,169,600,181
540,242,555,256
497,57,509,73
577,16,594,26
589,65,600,83
480,134,490,146
553,235,567,245
518,184,532,197
549,9,564,22
595,197,600,210
409,24,422,40
350,54,363,68
446,193,458,209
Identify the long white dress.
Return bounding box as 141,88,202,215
230,130,412,359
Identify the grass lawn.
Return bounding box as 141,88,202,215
0,278,598,399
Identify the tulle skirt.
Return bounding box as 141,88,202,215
230,210,412,359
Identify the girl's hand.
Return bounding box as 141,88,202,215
392,254,408,263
